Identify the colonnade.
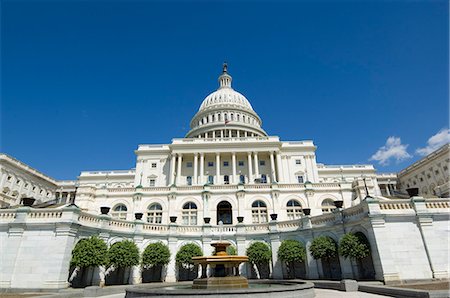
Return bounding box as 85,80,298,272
194,129,262,139
168,151,284,186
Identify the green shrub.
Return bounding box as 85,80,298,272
277,239,306,263
70,236,108,268
339,233,370,259
309,236,338,260
107,240,140,268
142,242,171,268
175,243,202,269
246,242,271,265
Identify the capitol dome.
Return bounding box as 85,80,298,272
185,64,267,139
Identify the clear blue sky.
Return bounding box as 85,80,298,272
1,0,448,180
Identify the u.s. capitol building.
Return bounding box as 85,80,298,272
0,65,448,290
74,64,387,224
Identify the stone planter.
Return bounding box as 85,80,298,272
100,206,110,215
170,216,177,223
334,200,344,209
135,213,143,220
270,213,278,221
303,208,311,216
406,188,419,197
22,197,35,207
237,216,244,223
204,217,211,224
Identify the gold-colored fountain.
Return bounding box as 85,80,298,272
192,240,249,289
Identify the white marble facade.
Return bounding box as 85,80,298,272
0,65,449,290
73,65,387,225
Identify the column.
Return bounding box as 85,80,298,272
220,130,224,138
247,152,253,183
270,152,276,183
212,131,215,138
176,154,183,185
285,156,292,183
232,152,237,184
253,152,259,178
169,154,176,185
386,183,391,196
276,153,284,183
216,153,220,184
193,153,198,185
199,153,205,185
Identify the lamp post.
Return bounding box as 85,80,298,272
362,176,372,200
69,181,79,207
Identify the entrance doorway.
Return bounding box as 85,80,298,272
217,201,232,225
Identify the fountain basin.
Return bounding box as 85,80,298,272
125,280,315,298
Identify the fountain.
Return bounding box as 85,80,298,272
125,222,315,297
192,240,249,289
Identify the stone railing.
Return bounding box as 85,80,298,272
310,212,336,226
108,219,135,231
379,201,412,210
277,219,301,231
177,225,203,234
1,197,449,238
211,226,237,233
142,223,169,232
0,211,16,222
27,210,63,220
245,223,270,233
425,199,450,210
78,213,102,227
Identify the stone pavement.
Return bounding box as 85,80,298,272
97,288,391,298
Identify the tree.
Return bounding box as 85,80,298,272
277,239,306,278
309,236,338,260
70,236,108,287
108,240,140,268
309,236,340,279
71,237,109,268
142,242,171,282
106,240,140,285
339,233,370,260
246,242,271,279
142,242,171,268
176,243,203,269
175,243,202,281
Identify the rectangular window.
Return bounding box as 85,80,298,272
223,161,229,167
151,163,157,168
238,161,244,166
259,160,265,166
296,159,301,165
224,175,229,184
208,162,214,167
239,175,245,184
186,176,192,185
186,162,193,168
297,176,304,183
149,179,155,187
208,175,214,184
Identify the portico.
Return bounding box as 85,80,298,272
168,149,283,186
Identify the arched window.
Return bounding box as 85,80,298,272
321,199,336,214
112,204,127,220
252,200,268,223
287,200,303,219
182,202,198,225
147,203,162,224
